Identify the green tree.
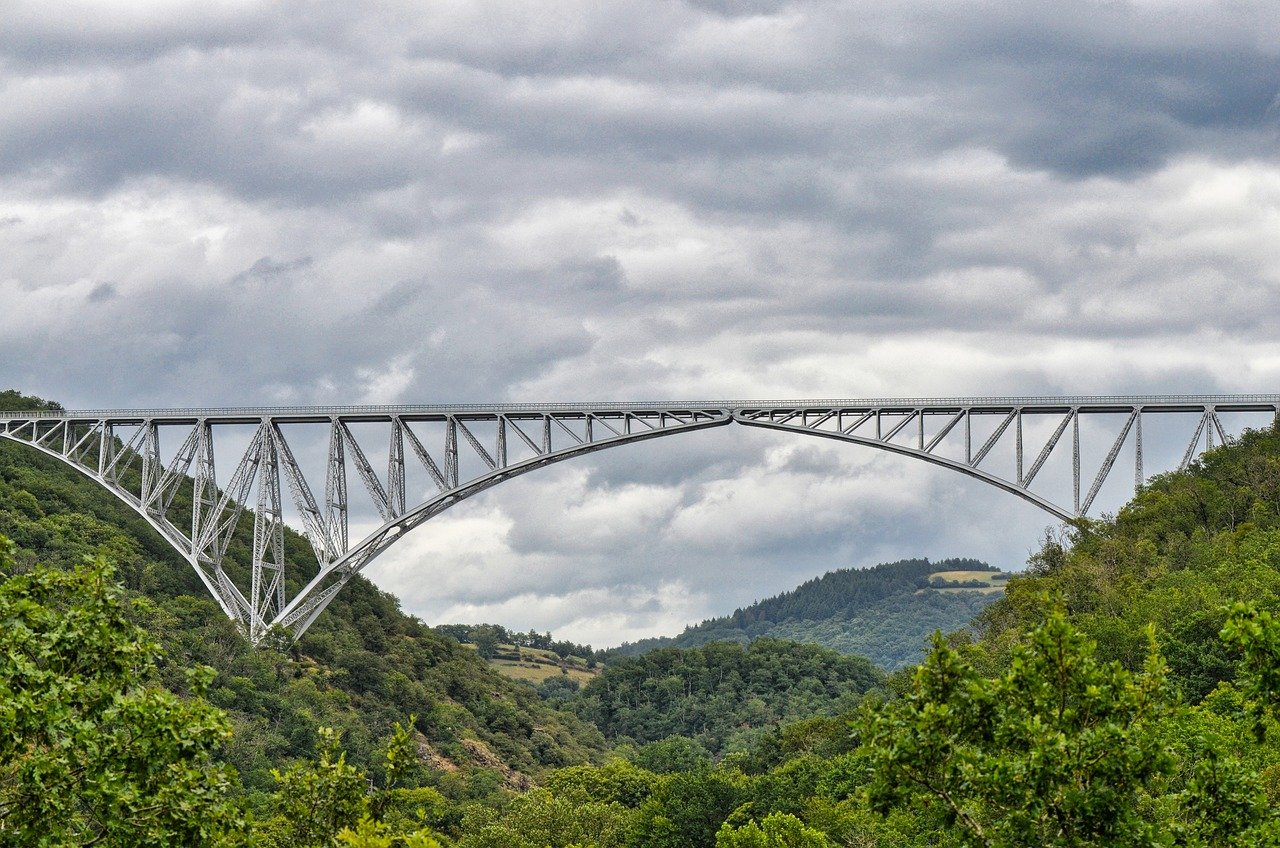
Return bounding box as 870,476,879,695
268,726,369,846
1222,603,1280,737
0,535,242,844
716,813,832,848
632,770,747,848
336,815,443,848
863,609,1176,848
456,788,632,848
634,736,713,774
1172,749,1279,847
470,625,502,660
371,714,424,822
544,759,660,807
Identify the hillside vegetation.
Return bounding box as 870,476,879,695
977,417,1280,702
607,558,1008,670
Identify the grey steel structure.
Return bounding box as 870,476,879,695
2,395,1275,642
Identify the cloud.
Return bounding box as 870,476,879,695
2,0,1278,643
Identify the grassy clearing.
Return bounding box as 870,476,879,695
925,570,1010,594
491,660,597,685
929,570,1005,585
471,643,602,686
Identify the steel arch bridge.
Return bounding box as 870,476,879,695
2,395,1276,642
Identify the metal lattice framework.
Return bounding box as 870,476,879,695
2,395,1276,641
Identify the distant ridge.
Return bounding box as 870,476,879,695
604,557,1007,670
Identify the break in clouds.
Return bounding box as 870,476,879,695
2,0,1278,645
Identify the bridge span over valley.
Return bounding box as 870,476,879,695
3,395,1275,641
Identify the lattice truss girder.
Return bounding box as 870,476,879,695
1,398,1275,642
0,408,727,640
733,402,1263,519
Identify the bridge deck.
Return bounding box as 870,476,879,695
2,394,1278,424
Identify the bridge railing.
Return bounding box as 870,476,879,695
3,394,1280,420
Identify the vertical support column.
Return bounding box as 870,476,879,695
141,421,160,508
1205,407,1215,450
1072,410,1081,516
1134,408,1144,489
445,418,459,489
917,410,924,449
251,422,287,639
496,417,508,467
325,419,348,559
542,415,552,454
1015,409,1024,485
98,422,114,477
964,410,971,464
192,421,217,550
388,417,406,517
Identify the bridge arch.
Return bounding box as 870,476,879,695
2,395,1273,641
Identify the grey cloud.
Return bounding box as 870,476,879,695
684,0,792,15
3,0,1274,211
0,3,278,66
232,255,314,285
86,282,116,302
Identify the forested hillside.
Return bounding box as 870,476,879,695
607,558,1005,669
975,418,1280,701
571,639,880,755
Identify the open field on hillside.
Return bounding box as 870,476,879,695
491,660,597,685
925,570,1010,594
461,642,601,685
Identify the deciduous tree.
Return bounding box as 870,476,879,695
0,535,242,844
863,609,1175,847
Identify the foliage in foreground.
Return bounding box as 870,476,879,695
866,607,1280,847
0,535,243,845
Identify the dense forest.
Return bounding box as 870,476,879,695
8,386,1280,845
571,639,880,755
606,558,1004,669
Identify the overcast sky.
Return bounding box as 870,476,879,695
2,0,1279,646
